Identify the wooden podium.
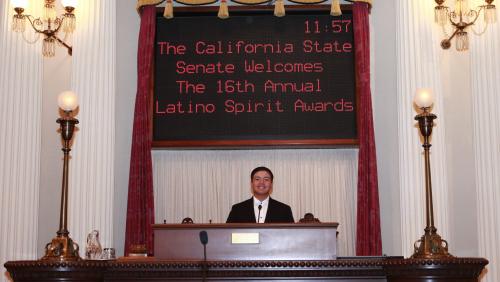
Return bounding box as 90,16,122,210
153,223,338,260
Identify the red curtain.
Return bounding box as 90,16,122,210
126,3,381,257
124,5,156,256
354,2,382,256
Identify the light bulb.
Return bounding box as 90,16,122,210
11,0,28,9
61,0,78,8
454,0,469,16
58,91,79,111
414,88,435,108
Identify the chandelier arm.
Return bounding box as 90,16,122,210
54,35,73,56
445,28,460,42
448,13,461,28
449,17,475,31
53,17,64,34
25,15,45,34
469,6,484,26
449,7,483,29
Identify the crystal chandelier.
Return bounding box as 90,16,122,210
11,0,77,57
435,0,497,51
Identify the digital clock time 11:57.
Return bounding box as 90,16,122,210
304,19,352,34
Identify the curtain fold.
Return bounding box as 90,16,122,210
0,1,43,278
68,0,117,256
470,17,500,282
124,5,156,256
354,2,382,256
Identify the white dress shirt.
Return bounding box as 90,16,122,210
253,196,269,223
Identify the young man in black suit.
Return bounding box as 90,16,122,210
226,166,294,223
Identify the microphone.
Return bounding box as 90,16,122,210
199,231,208,245
199,231,208,281
257,204,262,223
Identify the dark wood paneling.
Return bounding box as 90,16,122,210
5,257,488,282
153,223,339,260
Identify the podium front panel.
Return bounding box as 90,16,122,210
153,223,338,260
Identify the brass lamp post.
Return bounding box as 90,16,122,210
411,88,453,259
42,91,81,261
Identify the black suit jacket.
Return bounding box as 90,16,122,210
226,197,294,223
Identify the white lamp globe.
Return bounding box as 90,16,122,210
414,88,435,108
61,0,78,8
58,91,79,111
11,0,28,9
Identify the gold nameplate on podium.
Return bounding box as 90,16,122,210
231,233,259,244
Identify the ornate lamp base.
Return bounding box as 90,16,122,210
42,232,80,261
411,227,453,259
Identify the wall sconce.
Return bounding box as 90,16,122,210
411,88,453,259
434,0,497,51
41,91,81,261
11,0,77,57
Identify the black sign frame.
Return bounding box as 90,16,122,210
151,5,359,148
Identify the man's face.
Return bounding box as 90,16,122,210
251,170,273,200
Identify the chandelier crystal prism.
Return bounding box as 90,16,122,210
11,0,77,57
434,0,497,51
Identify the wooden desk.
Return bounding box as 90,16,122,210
153,223,339,260
4,224,489,281
4,257,488,281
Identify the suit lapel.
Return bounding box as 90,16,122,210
245,198,256,223
265,197,275,223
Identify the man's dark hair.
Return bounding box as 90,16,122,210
251,166,274,182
